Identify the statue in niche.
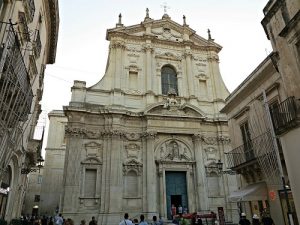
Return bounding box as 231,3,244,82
159,140,191,161
163,88,179,110
165,141,180,160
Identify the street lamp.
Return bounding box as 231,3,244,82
21,156,44,174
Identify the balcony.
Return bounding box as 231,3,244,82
0,21,33,130
270,96,300,135
226,141,256,170
33,30,41,58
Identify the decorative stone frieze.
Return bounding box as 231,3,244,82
123,159,143,175
125,143,141,159
193,133,231,145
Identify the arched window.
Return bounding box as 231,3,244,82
161,66,178,95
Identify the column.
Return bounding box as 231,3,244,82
145,131,157,217
109,132,123,212
145,44,153,92
193,134,209,210
114,42,124,89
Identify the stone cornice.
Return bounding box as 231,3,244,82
44,0,59,64
64,127,159,140
279,10,300,38
108,31,221,53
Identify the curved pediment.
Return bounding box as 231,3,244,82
144,102,206,119
106,17,221,49
81,157,102,165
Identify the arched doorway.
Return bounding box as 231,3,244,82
0,166,11,219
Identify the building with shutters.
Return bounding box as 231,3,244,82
0,0,59,220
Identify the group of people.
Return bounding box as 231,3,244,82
239,212,275,225
119,213,163,225
21,214,98,225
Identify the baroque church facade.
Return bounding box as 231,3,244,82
54,10,237,225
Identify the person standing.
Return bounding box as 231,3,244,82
139,215,148,225
171,204,177,219
55,214,63,225
239,213,250,225
119,213,134,225
261,213,274,225
152,216,160,225
80,220,86,225
178,205,183,215
89,217,97,225
252,214,260,225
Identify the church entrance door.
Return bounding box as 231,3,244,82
166,171,188,220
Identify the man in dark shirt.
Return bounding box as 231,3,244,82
89,217,97,225
239,213,250,225
262,215,275,225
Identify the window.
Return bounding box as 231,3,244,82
84,169,97,197
208,174,219,196
34,195,40,202
124,170,138,197
161,66,178,95
37,175,42,184
240,121,254,160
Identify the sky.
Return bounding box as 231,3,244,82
39,0,272,147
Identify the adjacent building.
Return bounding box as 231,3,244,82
221,0,300,224
0,0,59,220
42,10,238,225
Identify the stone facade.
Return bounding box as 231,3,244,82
43,11,238,225
0,0,59,221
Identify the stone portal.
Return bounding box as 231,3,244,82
166,171,188,219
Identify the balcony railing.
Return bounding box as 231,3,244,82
33,30,41,58
226,141,256,169
270,96,299,135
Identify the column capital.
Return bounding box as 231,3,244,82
143,131,157,139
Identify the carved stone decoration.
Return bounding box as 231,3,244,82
157,140,192,161
204,147,217,163
155,51,182,61
123,159,143,175
193,133,231,145
163,89,180,110
125,143,140,159
124,132,141,141
84,142,102,159
196,73,208,80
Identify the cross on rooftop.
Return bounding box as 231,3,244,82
161,2,170,14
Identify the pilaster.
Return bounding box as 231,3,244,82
184,49,195,97
109,132,123,213
193,133,209,211
144,131,157,217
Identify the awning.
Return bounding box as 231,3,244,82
228,181,268,202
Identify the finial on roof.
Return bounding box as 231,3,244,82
146,8,149,18
116,13,123,27
183,15,186,25
119,13,122,24
208,28,212,40
161,2,171,19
